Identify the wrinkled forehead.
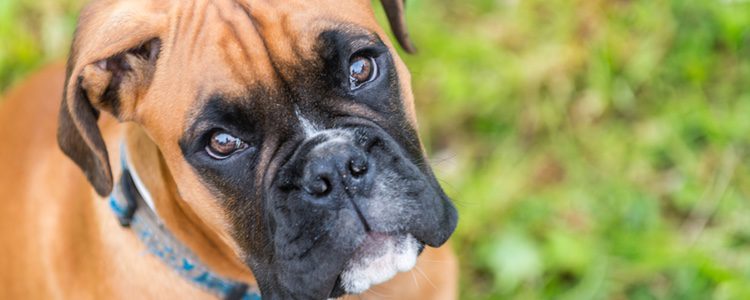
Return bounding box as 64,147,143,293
140,0,390,136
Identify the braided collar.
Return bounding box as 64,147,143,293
109,144,261,300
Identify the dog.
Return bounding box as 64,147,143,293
0,0,458,298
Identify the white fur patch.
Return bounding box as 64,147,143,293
295,108,354,148
295,108,321,138
339,234,420,294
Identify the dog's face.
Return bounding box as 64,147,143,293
57,0,457,298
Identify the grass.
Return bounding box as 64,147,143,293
3,0,750,299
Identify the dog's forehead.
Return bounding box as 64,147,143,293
142,0,388,135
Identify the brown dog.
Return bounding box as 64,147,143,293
0,0,458,298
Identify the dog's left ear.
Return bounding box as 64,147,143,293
57,0,166,196
379,0,416,53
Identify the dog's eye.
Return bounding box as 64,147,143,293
205,131,248,159
349,55,377,89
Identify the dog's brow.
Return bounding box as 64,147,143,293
337,30,382,49
179,93,262,151
349,34,381,48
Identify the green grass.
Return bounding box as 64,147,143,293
0,0,81,90
3,0,750,299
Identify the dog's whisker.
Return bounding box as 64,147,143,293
428,153,457,165
410,269,421,290
418,258,450,263
415,266,438,290
364,285,392,299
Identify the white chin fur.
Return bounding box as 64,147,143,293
339,233,420,294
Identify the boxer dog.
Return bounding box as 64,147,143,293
0,0,458,299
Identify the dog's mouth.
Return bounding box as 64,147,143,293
328,232,425,298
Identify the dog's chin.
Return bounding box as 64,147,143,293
328,233,424,298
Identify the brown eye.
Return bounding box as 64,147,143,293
349,55,377,89
206,131,247,159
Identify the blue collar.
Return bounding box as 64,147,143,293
109,145,261,300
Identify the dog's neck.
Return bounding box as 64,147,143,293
121,125,257,287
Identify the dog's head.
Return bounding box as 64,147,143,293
57,0,457,297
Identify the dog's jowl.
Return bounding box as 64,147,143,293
0,0,458,299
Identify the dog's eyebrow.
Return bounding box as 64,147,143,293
337,29,381,45
317,27,388,55
348,34,382,50
179,95,225,153
179,94,264,153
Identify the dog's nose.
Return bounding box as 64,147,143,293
302,142,371,201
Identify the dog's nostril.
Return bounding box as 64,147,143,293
349,158,368,177
304,176,330,196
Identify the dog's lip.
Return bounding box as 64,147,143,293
326,232,386,298
327,232,426,298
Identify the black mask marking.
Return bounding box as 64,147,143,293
178,27,457,299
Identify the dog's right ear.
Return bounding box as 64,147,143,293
57,1,167,196
380,0,416,53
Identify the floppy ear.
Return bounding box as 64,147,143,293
379,0,416,53
57,1,166,196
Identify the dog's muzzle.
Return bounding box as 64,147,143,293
263,124,457,298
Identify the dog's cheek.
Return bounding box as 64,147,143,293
354,167,422,229
356,147,456,246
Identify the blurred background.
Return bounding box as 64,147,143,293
2,0,750,298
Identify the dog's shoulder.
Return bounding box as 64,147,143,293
1,63,67,143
